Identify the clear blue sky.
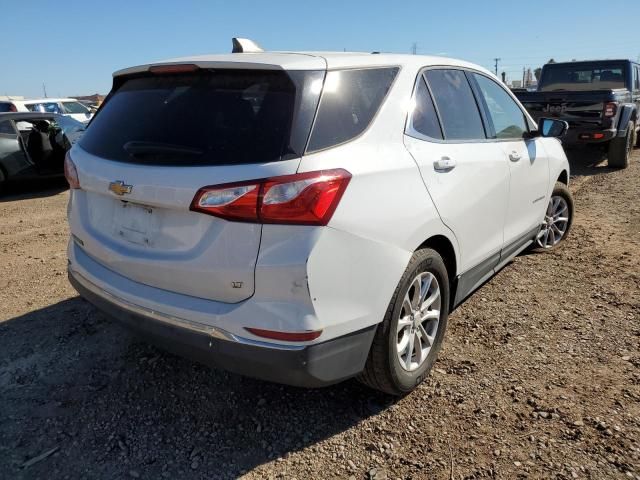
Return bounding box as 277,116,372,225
3,0,640,98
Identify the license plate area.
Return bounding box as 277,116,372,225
112,202,159,246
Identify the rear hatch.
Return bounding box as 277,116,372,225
70,64,325,303
518,90,618,127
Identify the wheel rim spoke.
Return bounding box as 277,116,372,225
395,271,442,372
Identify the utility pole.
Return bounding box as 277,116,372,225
522,67,526,86
42,83,47,98
493,58,501,76
411,42,417,55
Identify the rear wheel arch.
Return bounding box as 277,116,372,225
417,235,457,308
557,170,568,185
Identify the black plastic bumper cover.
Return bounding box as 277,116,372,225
69,273,377,388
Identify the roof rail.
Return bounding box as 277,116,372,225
232,38,264,53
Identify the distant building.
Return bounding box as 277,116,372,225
0,95,24,101
511,80,522,88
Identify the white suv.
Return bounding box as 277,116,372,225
65,39,573,395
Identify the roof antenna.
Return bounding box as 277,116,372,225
232,38,264,53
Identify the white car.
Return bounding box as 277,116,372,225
1,98,93,123
65,39,573,395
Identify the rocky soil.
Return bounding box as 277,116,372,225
1,150,639,479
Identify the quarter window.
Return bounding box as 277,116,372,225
472,73,528,139
425,69,486,140
409,76,443,139
307,67,399,152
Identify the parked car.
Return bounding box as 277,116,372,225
66,39,573,395
0,112,85,193
0,98,94,124
514,59,640,168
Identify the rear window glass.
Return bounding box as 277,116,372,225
307,67,399,152
539,63,627,92
0,102,16,113
80,69,323,166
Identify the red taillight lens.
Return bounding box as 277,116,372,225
603,102,617,117
245,327,322,342
64,152,80,189
190,169,351,226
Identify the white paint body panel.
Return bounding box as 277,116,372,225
67,51,569,349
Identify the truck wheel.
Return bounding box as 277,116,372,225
0,168,5,196
608,121,633,168
635,121,640,148
357,248,450,396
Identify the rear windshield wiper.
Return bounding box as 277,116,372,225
123,141,203,158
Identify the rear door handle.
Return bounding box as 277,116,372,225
433,156,456,171
509,151,521,162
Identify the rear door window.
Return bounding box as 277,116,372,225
408,75,443,140
425,69,486,140
80,69,324,166
306,67,399,152
472,73,528,139
62,101,90,114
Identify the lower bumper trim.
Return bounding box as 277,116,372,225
68,269,377,388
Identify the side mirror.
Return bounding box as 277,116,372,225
538,118,568,138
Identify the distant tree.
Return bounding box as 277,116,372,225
534,67,542,82
548,58,556,64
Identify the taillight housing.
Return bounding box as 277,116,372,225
190,169,351,226
64,152,80,189
603,102,617,117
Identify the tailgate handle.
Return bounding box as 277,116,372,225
433,156,456,171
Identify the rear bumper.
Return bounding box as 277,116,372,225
562,127,616,146
68,268,376,388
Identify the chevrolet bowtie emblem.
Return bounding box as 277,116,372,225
108,180,133,196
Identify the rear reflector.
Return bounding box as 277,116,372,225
245,328,322,342
64,152,80,189
190,169,351,225
148,64,200,74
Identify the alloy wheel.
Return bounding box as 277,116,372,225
536,195,570,249
396,272,441,371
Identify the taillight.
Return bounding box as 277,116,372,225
148,64,200,74
64,152,80,189
603,102,617,117
190,169,351,226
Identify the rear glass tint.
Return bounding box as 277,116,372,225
0,102,16,113
409,76,443,140
307,67,399,152
539,62,627,92
80,69,323,166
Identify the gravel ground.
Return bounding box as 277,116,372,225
0,150,639,480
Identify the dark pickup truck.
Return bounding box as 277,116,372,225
515,59,640,168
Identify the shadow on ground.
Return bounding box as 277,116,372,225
0,298,389,479
0,177,67,203
564,146,614,178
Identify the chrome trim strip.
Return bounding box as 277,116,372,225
68,267,305,351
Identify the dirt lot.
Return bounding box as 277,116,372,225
1,150,639,480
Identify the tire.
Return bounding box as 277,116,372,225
532,182,574,252
0,168,5,196
635,121,640,148
357,248,450,396
608,121,633,168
